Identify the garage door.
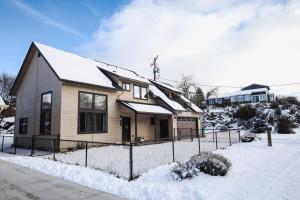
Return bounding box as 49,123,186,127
177,117,198,138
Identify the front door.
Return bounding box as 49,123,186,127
122,117,131,142
160,119,169,138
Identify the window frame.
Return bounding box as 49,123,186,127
78,91,108,134
19,117,28,135
40,91,52,135
133,85,148,100
122,82,131,91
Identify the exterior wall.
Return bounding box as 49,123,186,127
15,51,61,140
118,81,156,104
60,83,160,143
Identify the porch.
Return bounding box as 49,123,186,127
118,100,174,142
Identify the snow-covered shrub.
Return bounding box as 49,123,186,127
233,105,256,121
276,116,294,134
172,152,232,180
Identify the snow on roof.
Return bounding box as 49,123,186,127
34,42,148,89
180,95,203,113
98,63,150,84
208,88,268,99
149,85,186,111
0,96,7,106
120,101,173,115
150,80,182,93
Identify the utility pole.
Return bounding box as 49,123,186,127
150,55,160,81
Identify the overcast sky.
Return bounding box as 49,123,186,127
1,0,299,97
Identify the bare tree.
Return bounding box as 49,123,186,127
0,72,16,105
206,87,218,99
177,75,196,98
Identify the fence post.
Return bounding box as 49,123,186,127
14,137,17,154
85,141,88,167
1,136,4,152
213,129,215,142
197,132,201,154
238,129,241,143
129,142,133,181
30,135,35,156
215,131,218,150
228,130,232,146
53,139,56,161
172,132,175,162
267,128,272,147
190,128,193,142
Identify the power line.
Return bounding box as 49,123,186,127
159,77,300,89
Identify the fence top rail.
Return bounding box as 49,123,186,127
60,139,130,146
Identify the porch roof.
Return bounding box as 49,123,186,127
118,100,173,115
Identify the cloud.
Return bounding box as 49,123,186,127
11,0,83,37
80,0,300,96
82,2,101,18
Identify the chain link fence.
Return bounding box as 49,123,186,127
0,128,241,180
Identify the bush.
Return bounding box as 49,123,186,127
172,152,232,180
270,102,279,109
233,105,257,121
276,116,294,134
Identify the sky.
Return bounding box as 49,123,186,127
0,0,299,97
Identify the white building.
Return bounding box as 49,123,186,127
208,84,275,106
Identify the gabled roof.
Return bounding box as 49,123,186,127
150,80,182,93
180,95,203,113
11,42,150,95
241,84,270,91
34,42,116,89
149,85,186,111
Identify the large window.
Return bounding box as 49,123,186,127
122,83,130,91
78,92,107,133
133,85,148,100
40,92,52,135
19,118,28,135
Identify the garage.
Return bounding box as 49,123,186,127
177,117,198,139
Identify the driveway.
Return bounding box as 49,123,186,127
0,159,124,200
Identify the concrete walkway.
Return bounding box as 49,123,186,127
0,160,124,200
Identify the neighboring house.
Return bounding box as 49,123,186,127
207,84,275,106
10,42,202,149
0,96,8,113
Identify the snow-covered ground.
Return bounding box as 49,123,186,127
39,131,239,179
1,129,299,200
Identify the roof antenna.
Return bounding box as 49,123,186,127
150,55,160,81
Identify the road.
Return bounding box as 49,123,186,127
0,159,124,200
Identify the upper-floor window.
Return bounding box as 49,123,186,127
19,118,28,135
78,92,107,133
40,92,52,135
133,85,147,100
122,83,130,91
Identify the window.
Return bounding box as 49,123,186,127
122,83,130,91
150,117,155,125
78,92,107,133
40,92,52,135
19,118,28,135
133,85,148,100
237,95,244,102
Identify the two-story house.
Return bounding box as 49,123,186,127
10,42,202,149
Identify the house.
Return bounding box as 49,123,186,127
10,42,202,149
207,84,275,106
